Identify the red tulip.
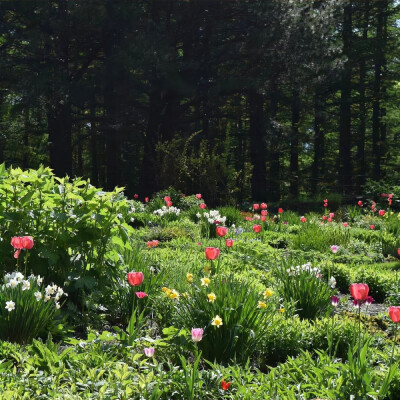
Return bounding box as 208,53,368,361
225,239,234,248
216,226,228,237
278,208,283,213
357,200,363,207
166,201,173,207
343,222,348,227
221,380,231,391
260,203,267,210
322,215,327,220
147,241,153,248
398,248,400,256
327,217,332,222
11,237,23,250
152,240,159,247
389,306,400,323
370,225,375,230
205,247,220,260
127,271,144,286
253,204,259,211
261,210,268,216
389,193,393,199
135,291,147,299
389,199,392,206
260,216,266,222
300,217,306,223
200,203,206,209
145,197,149,203
350,283,369,301
21,236,34,250
134,194,139,199
164,196,171,202
196,193,202,199
379,210,385,216
253,224,261,233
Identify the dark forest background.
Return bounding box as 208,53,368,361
0,0,399,205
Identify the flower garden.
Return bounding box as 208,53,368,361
1,165,400,399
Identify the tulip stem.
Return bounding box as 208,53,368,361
357,305,362,365
391,324,398,365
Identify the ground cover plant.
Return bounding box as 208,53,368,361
1,166,400,398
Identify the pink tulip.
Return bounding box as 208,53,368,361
134,194,139,199
200,203,206,209
300,217,306,223
378,210,385,216
357,200,363,207
144,347,155,357
196,193,202,199
330,245,339,254
260,216,266,222
164,196,171,202
370,225,375,230
253,204,259,211
136,292,147,299
261,210,268,216
260,203,268,210
343,223,348,227
191,328,204,342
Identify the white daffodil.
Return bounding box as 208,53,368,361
22,280,30,291
5,301,15,312
34,292,42,301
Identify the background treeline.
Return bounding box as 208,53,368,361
0,0,399,205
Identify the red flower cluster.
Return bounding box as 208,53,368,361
147,240,159,248
11,236,34,259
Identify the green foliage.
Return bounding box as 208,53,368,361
0,272,65,344
275,261,333,320
173,273,278,364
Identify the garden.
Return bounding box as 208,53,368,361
0,165,399,399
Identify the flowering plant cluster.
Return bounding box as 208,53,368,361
153,205,181,217
0,271,66,343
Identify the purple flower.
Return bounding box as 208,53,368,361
331,295,339,307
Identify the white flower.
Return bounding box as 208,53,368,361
55,302,60,310
37,276,43,285
22,280,30,291
14,272,24,282
34,291,42,301
45,285,55,295
5,301,15,312
329,276,337,288
9,279,18,288
196,213,201,218
57,288,64,296
44,295,51,302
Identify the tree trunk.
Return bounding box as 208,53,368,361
249,91,267,201
356,0,369,190
90,101,98,186
311,90,325,194
268,86,280,202
338,2,353,196
48,101,72,177
290,88,300,198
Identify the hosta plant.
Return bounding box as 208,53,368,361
0,271,66,343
